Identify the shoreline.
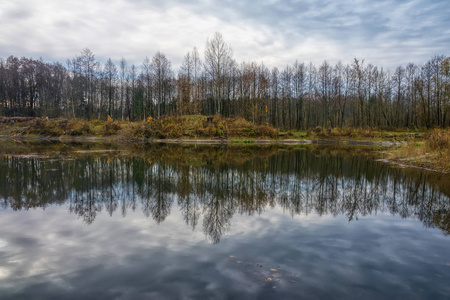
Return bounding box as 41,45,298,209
2,134,448,174
0,134,396,147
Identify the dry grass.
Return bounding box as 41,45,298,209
426,129,450,150
13,116,279,139
128,115,279,139
388,129,450,172
306,127,411,139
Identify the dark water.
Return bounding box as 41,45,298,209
0,142,449,299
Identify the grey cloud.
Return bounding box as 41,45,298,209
2,6,33,21
0,0,448,70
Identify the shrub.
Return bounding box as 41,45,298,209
426,129,450,151
26,118,63,136
102,120,121,135
257,125,278,138
123,122,147,138
314,126,323,133
162,122,183,138
228,118,257,137
193,123,209,137
57,119,69,128
66,119,92,135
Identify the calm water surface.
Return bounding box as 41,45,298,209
0,142,449,299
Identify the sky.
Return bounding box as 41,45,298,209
0,0,449,71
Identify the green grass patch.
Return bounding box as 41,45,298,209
292,131,307,138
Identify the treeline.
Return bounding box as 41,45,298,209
0,33,449,129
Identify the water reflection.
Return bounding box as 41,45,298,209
0,145,449,243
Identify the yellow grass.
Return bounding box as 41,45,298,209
387,129,450,172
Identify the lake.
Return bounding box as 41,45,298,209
0,142,449,299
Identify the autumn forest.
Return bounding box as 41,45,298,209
1,33,449,130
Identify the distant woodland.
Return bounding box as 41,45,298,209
1,33,449,129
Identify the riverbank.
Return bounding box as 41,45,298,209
0,134,396,147
3,132,448,173
0,115,420,141
383,129,450,173
1,116,448,173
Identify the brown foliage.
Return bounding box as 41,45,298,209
257,125,278,138
66,119,92,135
389,129,450,172
101,120,122,135
307,127,382,139
26,118,63,136
7,115,280,139
426,129,450,151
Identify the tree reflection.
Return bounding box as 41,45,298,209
0,146,449,242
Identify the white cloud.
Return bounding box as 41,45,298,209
0,0,448,71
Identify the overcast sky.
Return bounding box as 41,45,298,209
0,0,448,71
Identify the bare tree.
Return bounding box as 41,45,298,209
351,59,366,126
204,32,234,115
151,51,173,118
119,58,127,120
104,58,117,118
78,48,99,118
0,41,447,129
142,56,152,118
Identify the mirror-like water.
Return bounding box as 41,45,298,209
0,142,449,299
